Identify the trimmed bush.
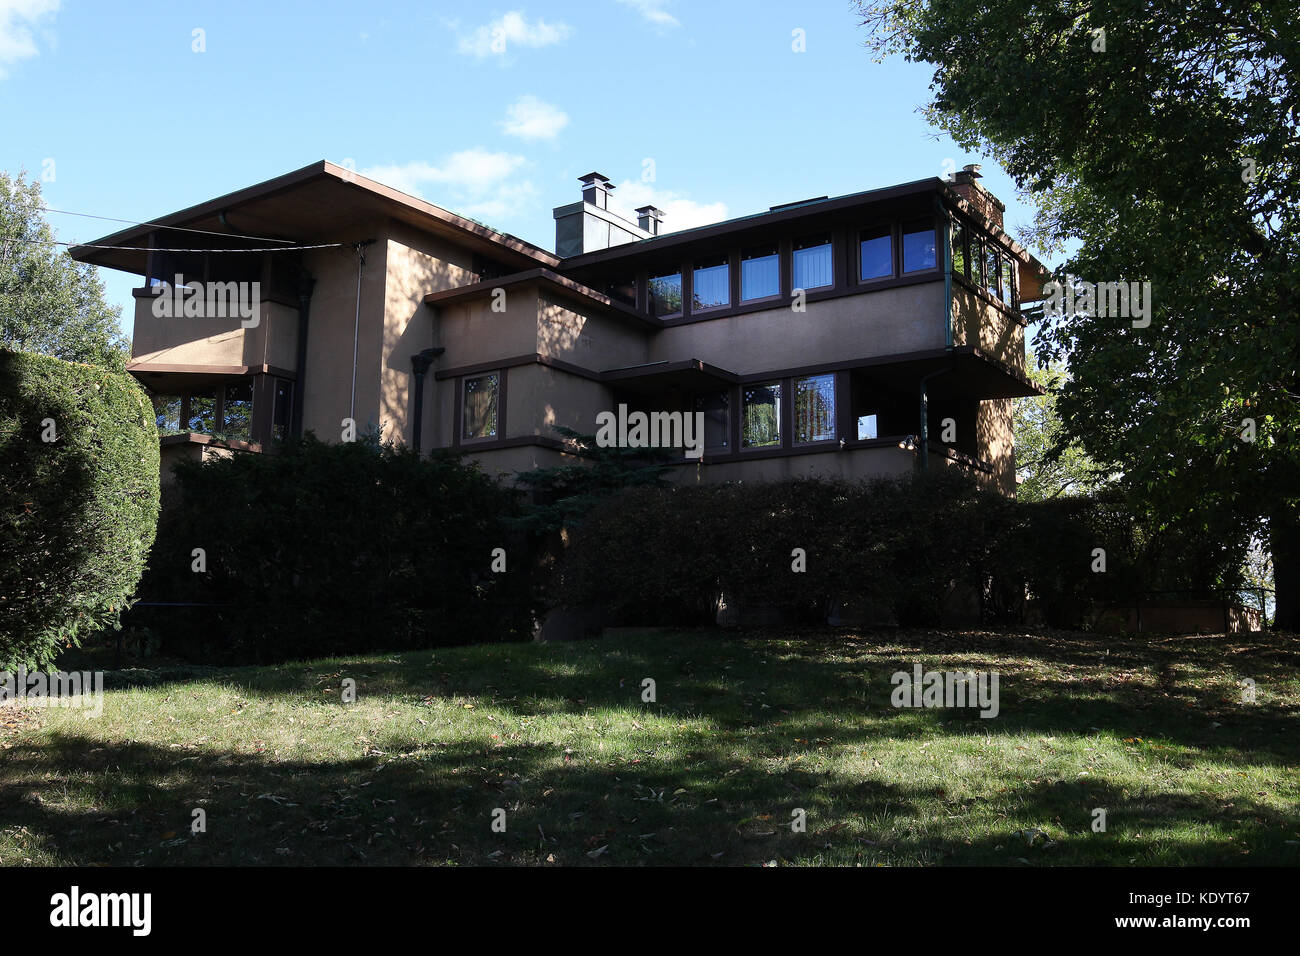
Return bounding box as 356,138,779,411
0,349,160,668
140,434,538,663
554,472,1245,629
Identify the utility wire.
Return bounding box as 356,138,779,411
1,234,348,253
38,206,298,244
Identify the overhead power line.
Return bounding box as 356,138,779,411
39,206,298,244
1,234,349,253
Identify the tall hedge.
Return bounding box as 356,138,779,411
139,434,538,663
554,472,1245,629
0,349,160,668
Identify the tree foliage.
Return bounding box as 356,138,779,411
858,0,1299,625
1013,349,1108,502
0,349,160,668
1,171,129,372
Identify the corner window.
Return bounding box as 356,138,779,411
902,218,937,272
692,256,730,311
984,242,1000,298
742,382,782,448
794,373,836,444
461,372,500,441
740,245,780,301
648,271,682,317
859,226,893,281
187,393,217,434
952,221,969,279
222,380,254,442
694,391,730,450
792,235,833,291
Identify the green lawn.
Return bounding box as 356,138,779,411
2,627,1298,866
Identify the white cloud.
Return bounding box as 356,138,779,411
361,150,537,224
611,180,728,233
457,11,571,58
0,0,59,78
500,95,570,141
616,0,679,28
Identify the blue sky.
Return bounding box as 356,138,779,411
1,0,1048,338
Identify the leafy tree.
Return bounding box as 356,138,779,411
858,0,1299,627
1,171,129,371
1013,349,1107,501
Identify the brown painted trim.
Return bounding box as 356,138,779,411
600,358,740,385
452,367,508,448
422,268,659,329
434,352,605,383
127,362,296,379
654,272,943,329
562,178,945,268
451,435,570,455
158,432,263,454
434,345,1037,396
71,160,560,271
952,271,1028,326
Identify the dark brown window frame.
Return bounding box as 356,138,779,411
455,369,506,446
856,220,897,285
900,216,941,276
148,373,272,445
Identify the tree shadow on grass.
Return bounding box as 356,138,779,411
11,625,1298,866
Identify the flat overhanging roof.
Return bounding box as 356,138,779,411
69,161,560,276
599,347,1040,400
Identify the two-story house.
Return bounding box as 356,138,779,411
71,160,1044,492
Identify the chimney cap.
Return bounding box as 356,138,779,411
634,204,663,217
578,171,612,186
961,163,983,178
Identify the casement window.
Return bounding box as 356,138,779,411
152,395,183,435
461,372,500,441
1000,255,1016,306
742,382,782,448
694,391,731,451
984,242,1000,299
186,393,217,433
792,235,833,290
794,373,836,444
859,225,894,281
952,221,969,279
648,270,683,317
692,255,730,311
857,413,878,440
902,218,937,273
740,245,780,301
222,380,255,443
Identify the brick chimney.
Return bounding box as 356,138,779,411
951,164,1004,229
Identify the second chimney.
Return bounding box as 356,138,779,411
635,205,664,236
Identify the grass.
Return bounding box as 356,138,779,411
2,627,1298,866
